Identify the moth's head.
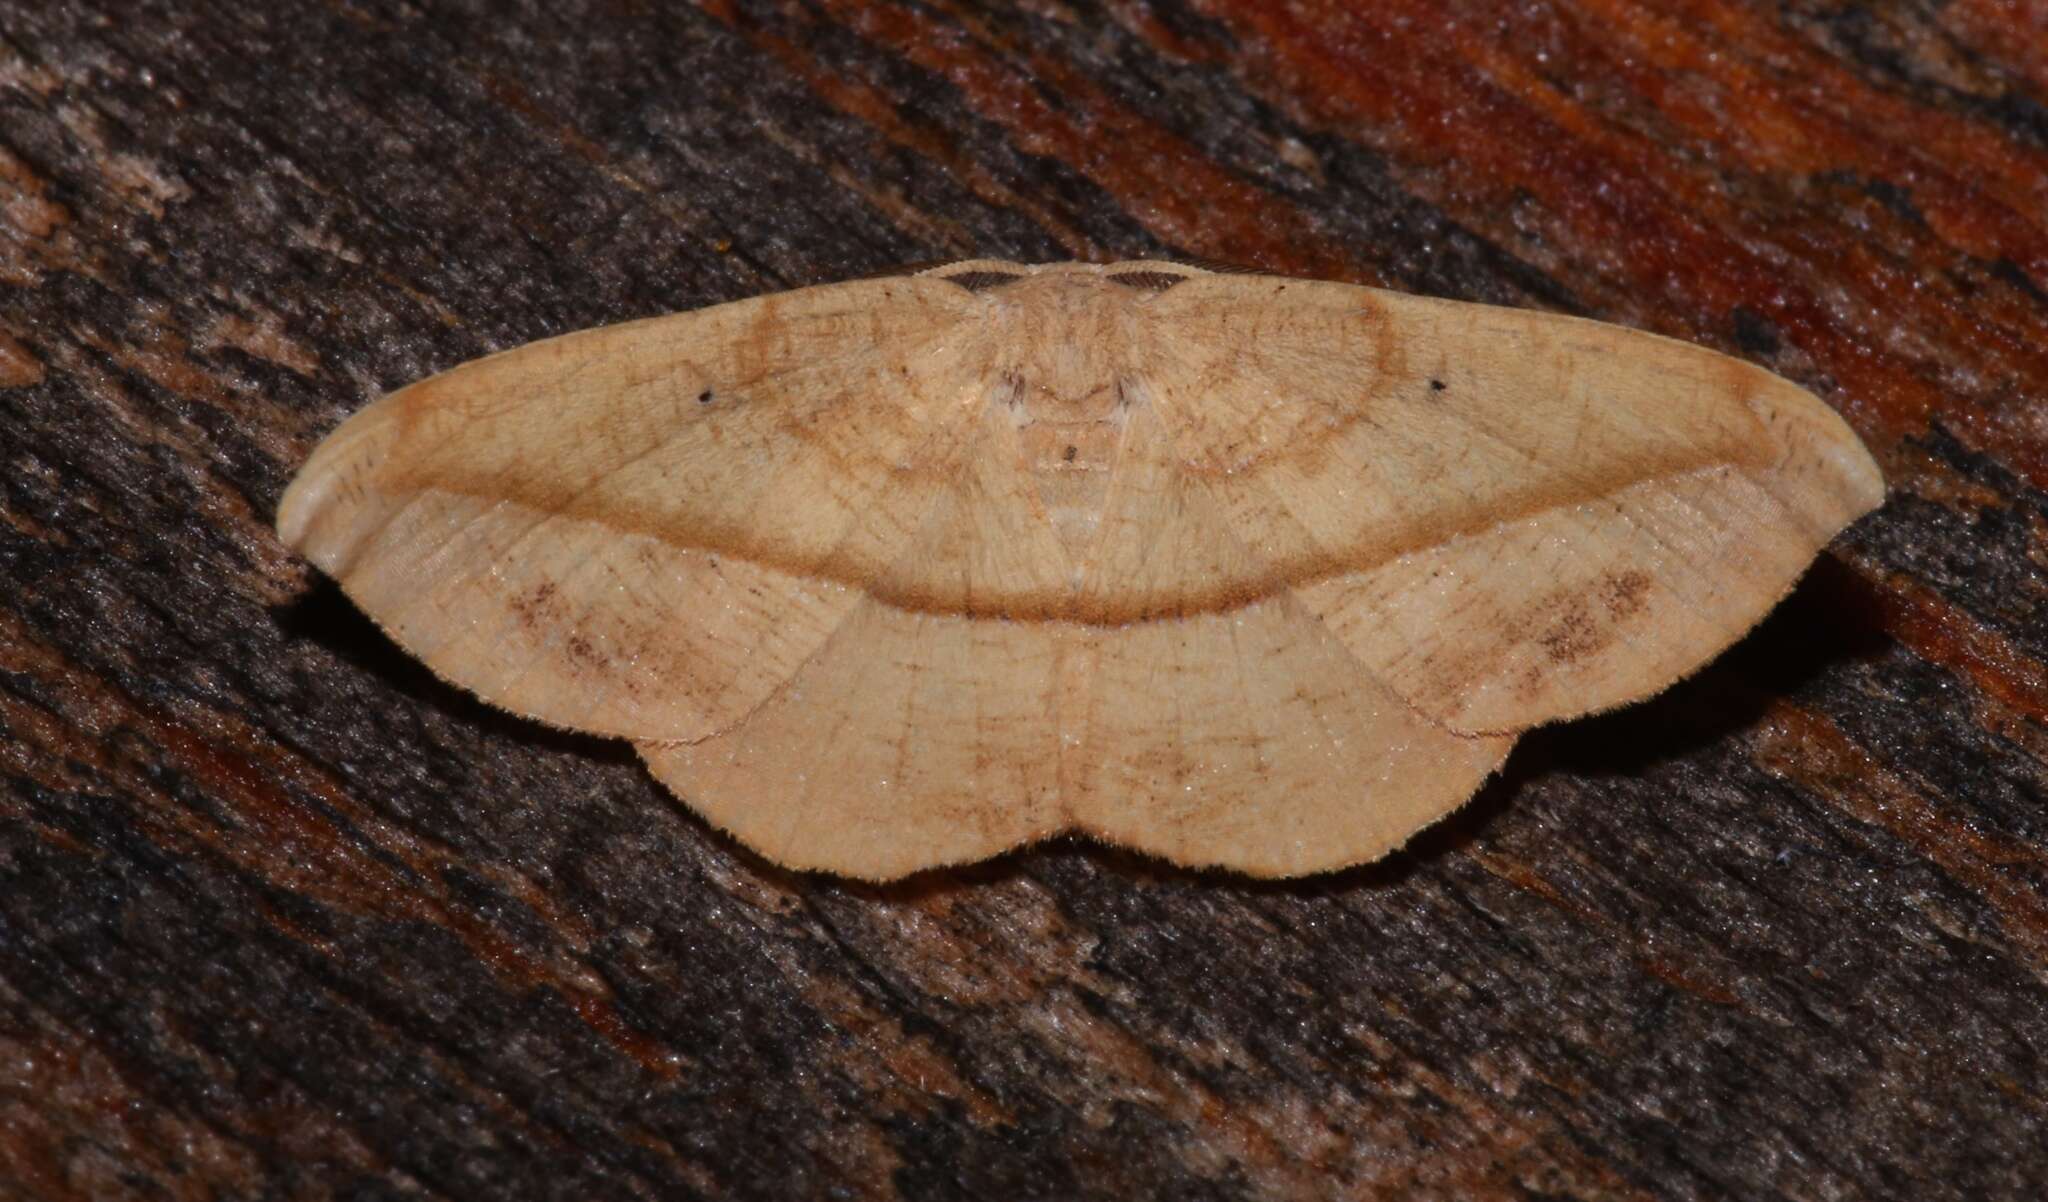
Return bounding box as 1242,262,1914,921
934,261,1200,421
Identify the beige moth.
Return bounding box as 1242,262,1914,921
278,261,1884,879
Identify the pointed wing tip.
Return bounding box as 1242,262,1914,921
1840,437,1888,521
1748,374,1887,522
274,393,411,564
1797,394,1887,525
273,462,325,552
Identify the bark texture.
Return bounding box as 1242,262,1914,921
2,2,2045,1199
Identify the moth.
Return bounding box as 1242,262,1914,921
278,260,1884,879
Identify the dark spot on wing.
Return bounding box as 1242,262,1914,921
510,581,560,630
1535,569,1656,667
564,633,609,670
1538,604,1604,665
1601,569,1654,620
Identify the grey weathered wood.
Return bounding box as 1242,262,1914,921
2,2,2045,1198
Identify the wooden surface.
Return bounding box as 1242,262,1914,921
2,2,2044,1198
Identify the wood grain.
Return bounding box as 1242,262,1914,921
2,1,2044,1198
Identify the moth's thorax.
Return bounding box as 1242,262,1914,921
989,271,1142,421
986,271,1148,570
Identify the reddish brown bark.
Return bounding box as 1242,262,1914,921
2,2,2044,1198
